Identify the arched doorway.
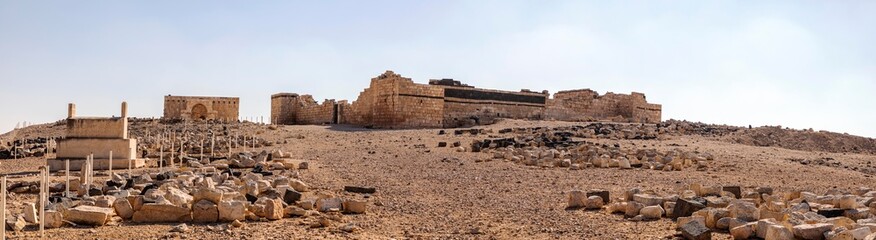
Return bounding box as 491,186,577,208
191,104,208,120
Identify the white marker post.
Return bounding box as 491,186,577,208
210,134,215,157
40,165,47,239
1,176,6,240
170,136,175,169
200,138,204,163
160,138,164,169
108,150,113,176
65,160,70,198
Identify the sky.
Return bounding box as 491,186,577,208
1,1,875,137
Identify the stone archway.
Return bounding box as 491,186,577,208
191,104,208,120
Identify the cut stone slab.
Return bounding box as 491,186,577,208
283,189,302,205
5,215,25,232
764,224,794,240
680,220,711,240
218,200,246,222
587,189,610,204
316,198,343,212
673,198,706,219
45,210,64,228
343,200,367,214
66,205,114,226
193,199,219,223
792,223,834,240
344,186,376,194
265,199,283,220
132,203,192,223
23,202,38,223
113,197,134,219
730,222,756,240
567,190,587,209
723,186,742,199
633,193,664,206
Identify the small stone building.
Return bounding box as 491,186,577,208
47,102,145,171
163,95,239,122
271,71,662,128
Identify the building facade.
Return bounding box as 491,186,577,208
163,95,239,122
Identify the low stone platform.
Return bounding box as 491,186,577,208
47,158,146,171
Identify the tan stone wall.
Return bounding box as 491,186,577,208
163,95,239,122
271,93,298,125
271,93,338,125
545,89,662,124
346,71,444,128
66,118,127,139
295,95,336,125
56,138,136,160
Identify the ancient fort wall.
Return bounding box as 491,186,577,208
271,70,662,128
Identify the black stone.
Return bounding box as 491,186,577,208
470,141,483,153
437,142,447,147
283,189,302,204
245,194,258,204
722,186,742,199
257,189,281,200
672,198,706,219
438,130,445,135
344,186,377,194
123,178,134,189
106,179,124,188
586,190,610,204
817,208,845,218
88,187,103,196
141,184,157,195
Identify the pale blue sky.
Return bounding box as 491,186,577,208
1,1,874,137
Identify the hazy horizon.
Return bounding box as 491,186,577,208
2,1,874,137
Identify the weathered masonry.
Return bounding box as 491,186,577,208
271,71,662,128
47,102,146,171
163,95,239,122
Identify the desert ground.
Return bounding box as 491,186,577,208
0,119,875,239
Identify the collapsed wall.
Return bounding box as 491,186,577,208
271,93,345,125
271,70,662,129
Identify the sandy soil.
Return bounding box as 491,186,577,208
1,119,874,239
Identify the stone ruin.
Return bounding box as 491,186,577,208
163,95,240,122
5,148,373,234
271,70,662,129
567,185,876,240
46,102,145,171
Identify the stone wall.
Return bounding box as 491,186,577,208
274,70,662,128
270,93,299,125
344,71,444,128
546,89,662,124
440,86,548,128
163,95,239,122
67,118,127,139
271,94,339,125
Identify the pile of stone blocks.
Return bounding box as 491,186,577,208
568,185,876,240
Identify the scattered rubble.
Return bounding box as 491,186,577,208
568,185,876,240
